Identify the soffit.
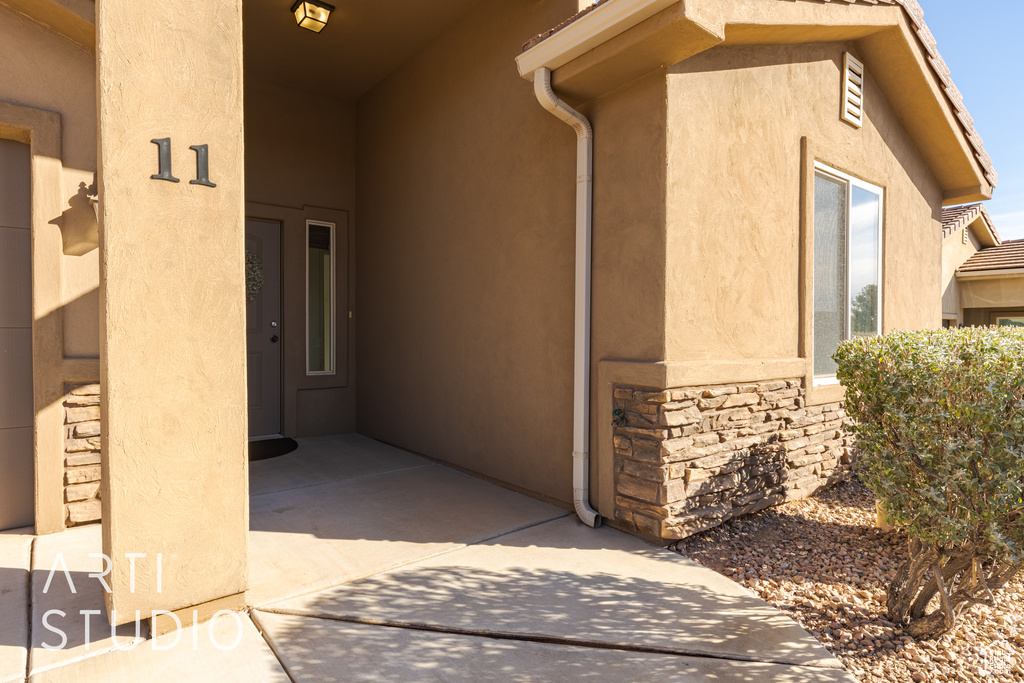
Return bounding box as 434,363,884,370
0,0,95,50
242,0,480,99
0,0,482,94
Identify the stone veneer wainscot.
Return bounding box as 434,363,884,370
613,379,852,540
63,383,101,526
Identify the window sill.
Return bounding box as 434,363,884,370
806,380,846,407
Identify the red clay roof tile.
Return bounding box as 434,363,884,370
941,203,998,241
960,240,1024,273
522,0,613,52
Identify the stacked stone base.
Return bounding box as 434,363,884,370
64,384,101,526
613,379,852,540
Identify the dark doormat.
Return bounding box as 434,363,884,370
248,437,299,462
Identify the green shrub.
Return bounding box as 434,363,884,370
835,327,1024,638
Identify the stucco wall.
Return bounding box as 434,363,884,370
941,227,981,320
245,79,355,212
356,16,950,510
97,0,247,617
960,277,1024,313
356,0,587,505
1,4,99,533
588,70,669,364
0,5,98,358
664,42,943,372
244,78,357,436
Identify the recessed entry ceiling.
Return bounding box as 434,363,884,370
243,0,482,99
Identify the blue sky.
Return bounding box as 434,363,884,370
920,0,1024,239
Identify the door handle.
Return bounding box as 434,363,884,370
270,335,279,343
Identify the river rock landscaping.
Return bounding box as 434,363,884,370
673,478,1024,682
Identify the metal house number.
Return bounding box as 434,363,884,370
150,138,178,182
151,138,217,188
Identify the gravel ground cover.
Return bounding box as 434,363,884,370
673,478,1024,682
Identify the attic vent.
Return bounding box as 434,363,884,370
842,53,864,128
963,227,969,245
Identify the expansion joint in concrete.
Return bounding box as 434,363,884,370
248,610,298,683
252,606,837,671
249,513,571,610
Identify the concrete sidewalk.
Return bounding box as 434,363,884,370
1,434,856,681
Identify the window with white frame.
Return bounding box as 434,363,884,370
813,163,883,380
307,220,335,374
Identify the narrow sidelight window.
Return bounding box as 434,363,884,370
307,221,335,374
813,164,882,380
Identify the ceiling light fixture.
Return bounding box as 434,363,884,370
291,0,334,33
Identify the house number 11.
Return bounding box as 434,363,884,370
151,138,217,188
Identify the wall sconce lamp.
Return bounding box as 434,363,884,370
291,0,334,33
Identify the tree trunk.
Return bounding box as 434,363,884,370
888,538,938,626
907,559,955,638
910,551,971,619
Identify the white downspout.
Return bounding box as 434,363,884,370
533,67,601,528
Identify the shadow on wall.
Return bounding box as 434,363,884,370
48,176,99,257
32,287,100,407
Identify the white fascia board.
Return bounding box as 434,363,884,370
955,268,1024,280
516,0,679,79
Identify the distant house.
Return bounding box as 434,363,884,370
0,0,996,621
941,204,1024,327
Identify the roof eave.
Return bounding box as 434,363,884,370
969,211,1000,247
516,0,683,79
516,0,993,201
516,0,726,101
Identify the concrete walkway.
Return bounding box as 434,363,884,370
0,434,856,681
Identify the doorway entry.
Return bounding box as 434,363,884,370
246,219,283,437
0,138,34,531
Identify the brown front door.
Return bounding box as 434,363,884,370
0,138,34,530
245,219,282,436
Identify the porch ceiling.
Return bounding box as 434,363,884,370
243,0,481,99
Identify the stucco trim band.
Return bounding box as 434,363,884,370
0,99,68,534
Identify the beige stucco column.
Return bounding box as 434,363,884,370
96,0,247,621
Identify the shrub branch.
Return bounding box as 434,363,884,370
836,328,1024,638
